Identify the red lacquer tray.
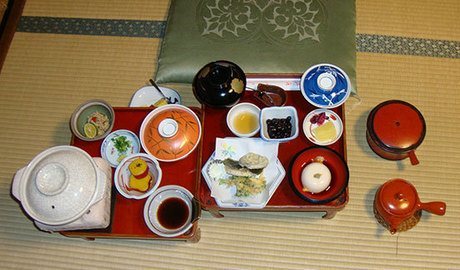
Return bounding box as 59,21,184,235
198,88,348,219
60,107,202,242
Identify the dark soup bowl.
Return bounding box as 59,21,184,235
193,60,246,108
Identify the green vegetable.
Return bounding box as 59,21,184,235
219,175,266,197
112,136,131,153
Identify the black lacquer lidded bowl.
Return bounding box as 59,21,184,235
193,60,246,107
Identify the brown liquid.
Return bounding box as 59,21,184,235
157,197,189,230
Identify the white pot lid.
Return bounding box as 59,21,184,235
19,146,99,225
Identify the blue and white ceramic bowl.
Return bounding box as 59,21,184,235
300,64,352,109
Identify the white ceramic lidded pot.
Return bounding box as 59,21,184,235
12,146,112,231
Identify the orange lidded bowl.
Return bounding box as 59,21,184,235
366,100,426,165
140,105,202,162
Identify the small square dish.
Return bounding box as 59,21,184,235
260,106,299,142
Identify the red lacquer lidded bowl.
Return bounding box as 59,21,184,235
373,178,446,234
366,100,426,165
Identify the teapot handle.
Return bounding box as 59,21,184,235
418,201,446,216
11,167,26,201
408,150,419,165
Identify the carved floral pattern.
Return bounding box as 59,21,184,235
199,0,323,42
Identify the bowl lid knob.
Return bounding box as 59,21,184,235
317,72,336,91
158,119,178,138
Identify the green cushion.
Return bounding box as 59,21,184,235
155,0,357,94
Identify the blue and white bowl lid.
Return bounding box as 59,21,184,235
300,64,351,109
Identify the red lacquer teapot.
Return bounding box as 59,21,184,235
374,178,446,234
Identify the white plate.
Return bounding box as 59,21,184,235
303,109,343,146
129,86,181,107
100,129,140,167
201,152,285,209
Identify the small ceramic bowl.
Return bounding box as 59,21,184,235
70,99,115,141
114,153,162,200
100,129,141,168
290,146,349,204
140,104,202,162
226,102,261,137
260,106,299,142
144,185,199,237
303,109,343,146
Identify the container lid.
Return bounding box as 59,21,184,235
378,179,418,216
300,64,352,109
368,100,426,151
20,146,99,225
192,60,246,107
140,105,202,162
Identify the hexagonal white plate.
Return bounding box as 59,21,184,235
202,152,285,209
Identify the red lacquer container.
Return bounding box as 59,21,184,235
366,100,426,165
373,178,446,234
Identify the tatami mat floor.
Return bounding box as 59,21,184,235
0,0,459,269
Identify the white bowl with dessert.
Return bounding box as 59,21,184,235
114,153,162,200
303,109,343,146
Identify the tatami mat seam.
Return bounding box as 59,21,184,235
15,16,460,59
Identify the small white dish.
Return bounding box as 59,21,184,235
260,106,299,142
303,109,343,146
143,185,195,237
129,86,181,107
201,152,285,209
100,129,140,167
114,153,162,200
226,102,261,137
